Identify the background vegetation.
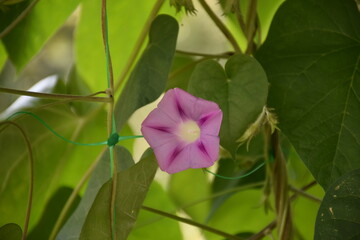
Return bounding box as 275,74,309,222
0,0,359,239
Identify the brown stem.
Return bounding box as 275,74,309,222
0,87,111,102
289,185,322,203
247,181,317,240
100,0,117,238
245,0,258,54
270,130,293,240
233,0,247,36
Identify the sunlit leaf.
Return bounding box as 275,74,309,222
57,146,134,240
0,104,107,229
169,169,210,222
0,72,108,229
205,189,275,240
80,149,158,240
256,0,360,189
128,181,182,240
0,223,22,240
114,14,179,130
315,169,360,240
188,54,268,156
1,0,80,69
76,0,157,91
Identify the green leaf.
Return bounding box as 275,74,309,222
76,1,158,91
57,146,134,240
128,181,182,240
188,54,268,156
292,183,324,240
166,55,197,90
256,0,360,189
28,187,81,240
1,0,80,69
0,97,107,229
0,43,6,70
0,223,22,240
315,168,360,240
65,67,98,117
205,189,275,240
114,14,179,130
169,169,210,222
80,149,158,240
209,136,266,220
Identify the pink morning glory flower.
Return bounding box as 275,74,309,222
141,88,223,174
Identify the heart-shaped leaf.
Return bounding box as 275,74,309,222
256,0,360,189
188,54,268,156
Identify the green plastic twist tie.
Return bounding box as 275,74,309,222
107,132,119,147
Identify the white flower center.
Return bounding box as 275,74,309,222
177,120,201,143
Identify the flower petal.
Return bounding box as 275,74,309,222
198,109,223,136
158,88,196,121
152,140,187,173
141,126,177,148
141,88,223,174
197,136,220,165
141,108,178,148
192,97,221,120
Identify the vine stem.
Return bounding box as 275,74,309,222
233,0,247,36
0,87,110,102
48,148,106,240
142,205,245,240
248,181,318,240
114,0,165,92
0,121,34,240
100,0,117,238
245,0,258,54
270,129,293,240
176,49,233,58
289,185,322,203
0,0,39,39
198,0,242,53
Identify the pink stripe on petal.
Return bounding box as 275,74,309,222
141,126,177,148
152,140,187,173
199,110,223,136
142,88,222,174
142,108,177,129
188,142,214,169
165,146,191,174
157,89,185,121
197,136,220,164
173,88,197,119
